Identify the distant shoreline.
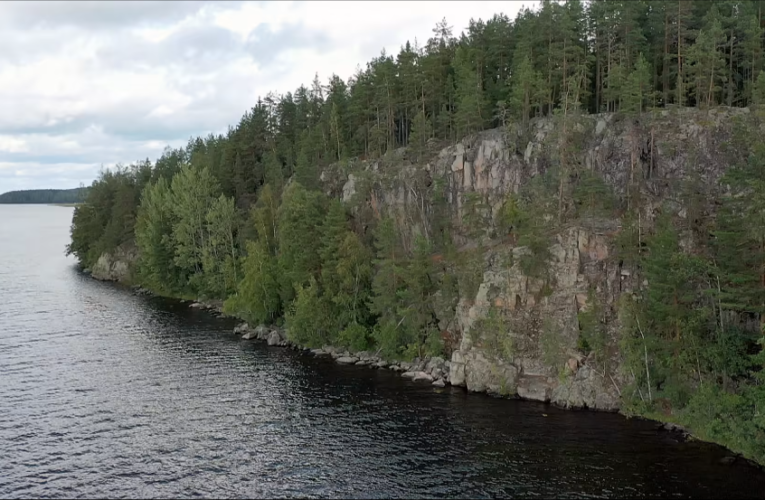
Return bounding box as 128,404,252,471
0,202,82,207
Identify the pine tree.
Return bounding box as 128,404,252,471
263,151,284,194
453,46,485,138
622,53,653,114
294,131,316,189
400,235,441,357
319,199,350,299
687,6,727,108
507,53,544,126
714,142,765,336
408,110,432,160
277,182,326,305
333,231,374,328
753,70,765,117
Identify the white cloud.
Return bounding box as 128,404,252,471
0,0,529,193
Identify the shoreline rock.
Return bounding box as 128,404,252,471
88,273,761,468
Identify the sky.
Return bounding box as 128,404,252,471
0,1,528,193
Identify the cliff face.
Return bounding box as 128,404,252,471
335,107,755,410
89,107,757,411
88,245,137,283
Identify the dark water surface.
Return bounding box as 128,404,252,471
1,205,764,499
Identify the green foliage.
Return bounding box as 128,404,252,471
337,322,371,352
168,164,221,284
408,110,433,161
621,53,652,114
202,194,240,297
687,6,727,108
461,192,490,241
714,143,765,321
285,278,334,348
572,169,616,218
453,46,486,137
507,53,545,125
134,177,182,294
332,231,374,328
67,163,152,269
369,217,407,325
540,318,568,371
223,240,281,325
472,307,514,360
754,71,765,112
615,212,641,267
277,182,327,304
576,289,607,362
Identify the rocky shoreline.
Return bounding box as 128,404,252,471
124,284,763,469
234,321,453,387
135,289,456,388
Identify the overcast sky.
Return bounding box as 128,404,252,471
0,1,528,193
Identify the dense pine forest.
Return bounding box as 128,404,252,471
0,187,88,204
67,0,765,464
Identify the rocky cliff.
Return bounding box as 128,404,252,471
330,106,757,410
89,107,759,412
88,245,137,282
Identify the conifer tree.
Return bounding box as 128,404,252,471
408,110,433,161
453,46,485,138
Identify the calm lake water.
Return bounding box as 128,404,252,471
1,204,764,499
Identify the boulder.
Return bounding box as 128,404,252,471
401,371,416,379
336,356,359,364
241,330,257,340
255,325,270,340
432,379,446,387
267,331,282,346
426,356,446,376
355,360,371,366
413,371,434,382
375,360,389,369
322,346,338,357
311,348,327,356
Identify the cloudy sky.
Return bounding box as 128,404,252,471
0,1,528,193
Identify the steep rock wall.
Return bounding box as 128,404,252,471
336,107,757,410
89,245,137,282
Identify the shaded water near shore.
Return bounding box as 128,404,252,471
1,204,764,499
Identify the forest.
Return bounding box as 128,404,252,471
0,187,88,204
67,0,765,464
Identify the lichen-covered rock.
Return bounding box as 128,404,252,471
336,356,359,364
254,325,270,340
266,331,282,346
550,365,620,411
90,245,137,282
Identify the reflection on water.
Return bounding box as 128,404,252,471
1,205,764,499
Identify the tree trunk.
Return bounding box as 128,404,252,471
728,31,735,107
677,0,683,106
664,9,670,105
